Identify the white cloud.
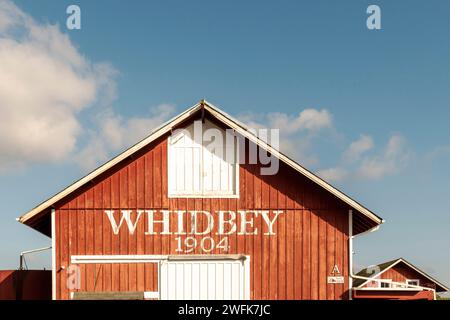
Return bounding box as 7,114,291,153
238,108,333,166
0,0,411,184
294,108,333,131
0,0,27,32
240,109,410,183
0,0,117,172
319,134,409,182
267,109,332,134
343,134,374,164
356,135,408,180
425,145,450,162
317,167,348,182
76,104,176,171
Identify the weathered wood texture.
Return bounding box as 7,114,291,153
54,132,351,300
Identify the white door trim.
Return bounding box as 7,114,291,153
69,254,250,300
71,254,247,264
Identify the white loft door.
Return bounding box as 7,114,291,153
168,119,238,197
160,260,245,300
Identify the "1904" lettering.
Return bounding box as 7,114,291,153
175,236,230,253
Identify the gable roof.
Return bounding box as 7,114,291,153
353,258,449,292
17,99,384,234
353,259,399,288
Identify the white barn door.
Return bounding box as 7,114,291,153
160,260,246,300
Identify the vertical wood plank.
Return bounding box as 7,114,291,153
102,179,112,292
302,210,311,299
318,211,327,299
310,210,319,300
326,211,336,300
277,173,287,299
293,209,302,299
261,175,270,299
136,156,145,208
285,209,294,299
342,211,349,300
161,140,169,208
154,144,162,208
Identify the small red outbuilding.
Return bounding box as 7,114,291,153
352,258,448,300
0,270,51,300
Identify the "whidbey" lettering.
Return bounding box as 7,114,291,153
104,210,283,236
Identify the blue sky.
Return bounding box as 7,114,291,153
0,0,449,292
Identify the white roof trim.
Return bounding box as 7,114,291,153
356,258,449,292
354,287,421,292
18,100,383,228
398,259,449,292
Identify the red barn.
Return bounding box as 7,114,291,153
353,258,448,300
18,100,384,300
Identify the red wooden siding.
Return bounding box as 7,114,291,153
54,130,351,300
0,270,51,300
353,290,434,300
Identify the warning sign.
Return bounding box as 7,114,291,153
327,276,345,284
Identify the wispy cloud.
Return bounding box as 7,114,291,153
240,107,409,183
0,0,412,182
76,104,176,171
268,109,333,134
356,135,408,180
239,108,333,166
316,167,349,182
342,134,374,164
318,134,409,182
424,145,450,162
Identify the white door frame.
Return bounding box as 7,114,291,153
70,254,250,300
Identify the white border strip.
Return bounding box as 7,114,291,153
144,291,159,299
71,255,168,264
354,287,421,292
71,254,247,264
